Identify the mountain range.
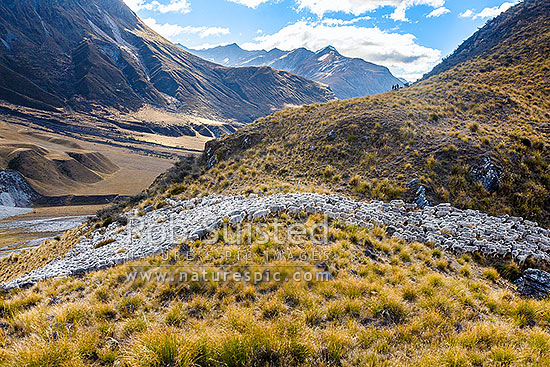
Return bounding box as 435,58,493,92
182,43,405,99
0,1,550,365
0,0,334,123
183,0,549,227
0,0,337,198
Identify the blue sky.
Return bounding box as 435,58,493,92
124,0,521,80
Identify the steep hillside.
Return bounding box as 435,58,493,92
0,0,334,123
423,0,547,80
184,44,404,99
165,0,549,226
0,2,549,365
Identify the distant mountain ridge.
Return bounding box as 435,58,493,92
181,43,404,99
189,0,550,226
0,0,334,122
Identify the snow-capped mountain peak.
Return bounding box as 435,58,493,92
182,44,404,99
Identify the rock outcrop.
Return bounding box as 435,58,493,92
0,170,41,207
515,269,550,299
471,157,501,193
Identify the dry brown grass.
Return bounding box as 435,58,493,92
0,215,548,366
0,225,89,284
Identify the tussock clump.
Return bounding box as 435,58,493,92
0,216,549,366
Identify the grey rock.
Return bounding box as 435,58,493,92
416,186,431,208
471,157,501,193
515,269,550,299
407,179,419,189
190,229,208,241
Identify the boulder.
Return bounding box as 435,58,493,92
416,186,431,208
471,157,501,193
515,268,550,299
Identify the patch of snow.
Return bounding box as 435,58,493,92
316,46,337,54
318,53,330,62
103,13,131,49
88,17,150,80
244,56,270,66
33,8,50,36
99,44,121,64
103,13,150,80
40,20,48,34
88,19,116,44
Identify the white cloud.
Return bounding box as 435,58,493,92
426,6,449,18
295,0,445,21
191,26,230,38
460,1,519,20
124,0,145,12
143,18,230,39
321,16,372,26
124,0,191,14
222,0,446,21
225,0,270,8
475,2,518,18
459,9,474,18
142,17,185,37
242,20,441,81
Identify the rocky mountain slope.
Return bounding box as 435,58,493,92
181,0,549,226
183,44,404,99
0,0,334,123
0,171,41,207
0,0,335,199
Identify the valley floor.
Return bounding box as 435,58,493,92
0,206,31,221
0,205,103,258
0,103,219,197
